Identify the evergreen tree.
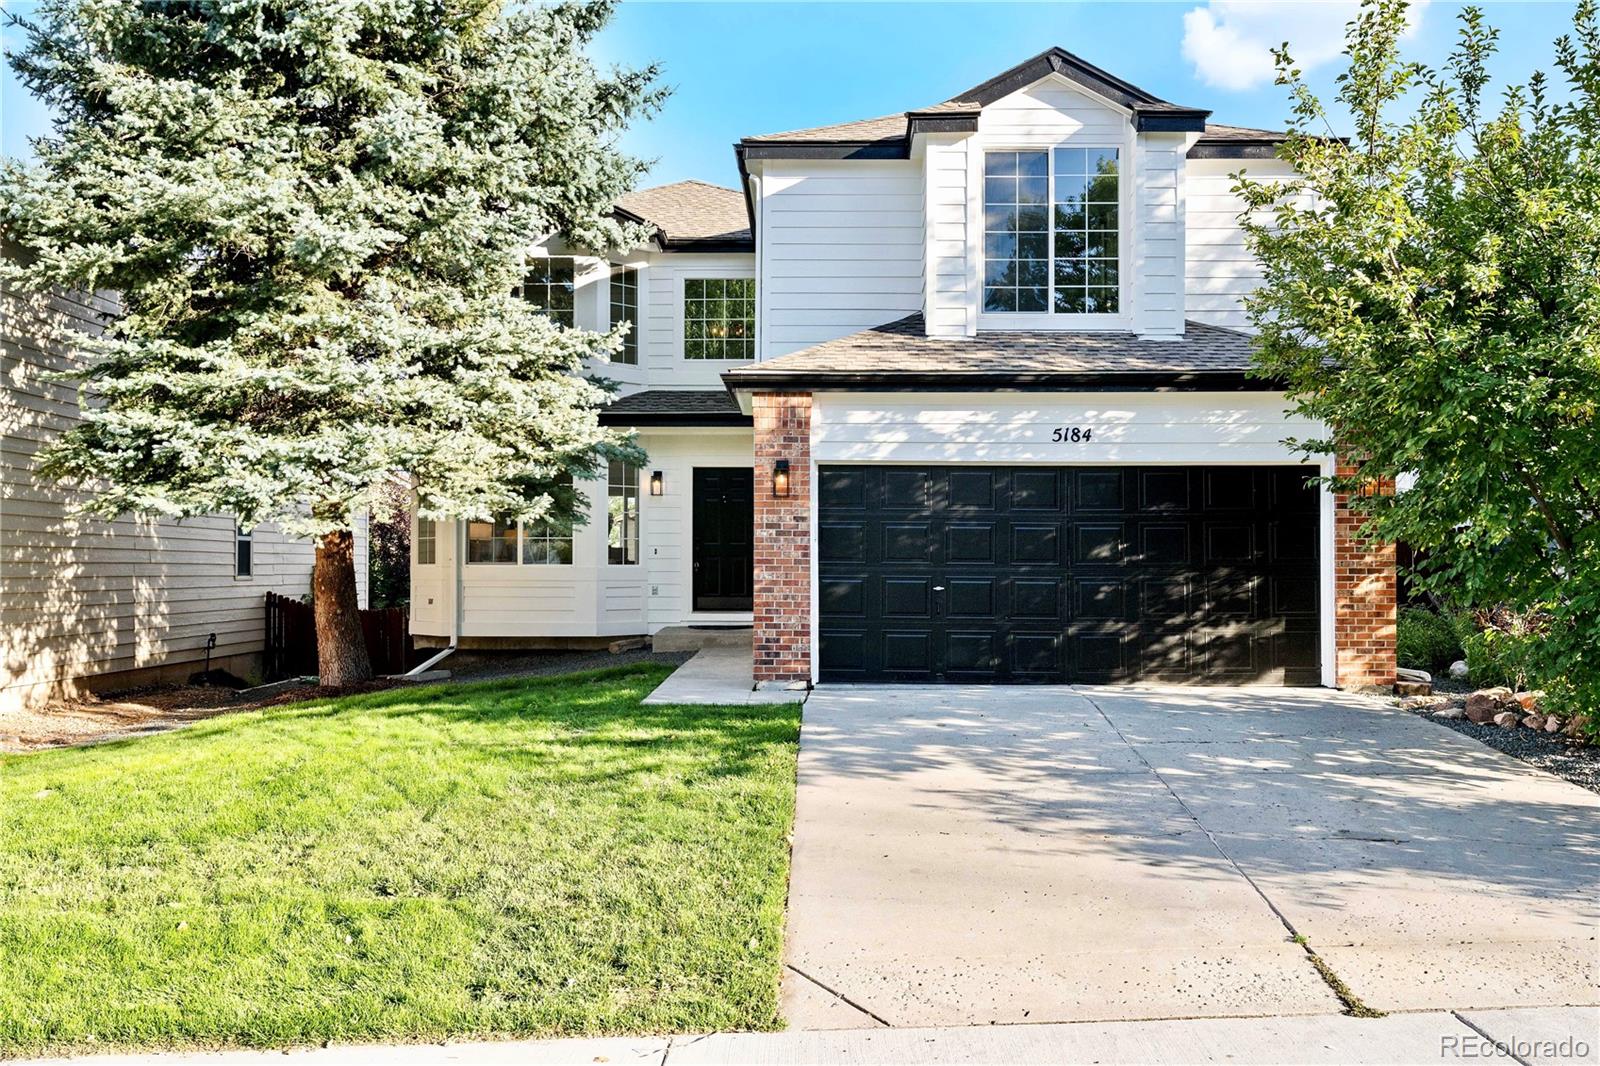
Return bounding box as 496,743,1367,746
2,0,659,684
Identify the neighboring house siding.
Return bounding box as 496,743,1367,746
0,284,358,712
1185,157,1297,330
759,159,922,359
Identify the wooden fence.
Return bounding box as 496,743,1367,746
264,592,412,681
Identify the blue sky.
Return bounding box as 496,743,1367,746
3,2,1585,188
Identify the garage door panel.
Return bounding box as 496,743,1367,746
818,464,1320,685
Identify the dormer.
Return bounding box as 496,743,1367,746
737,48,1253,353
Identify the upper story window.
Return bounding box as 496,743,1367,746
684,278,754,360
984,148,1119,316
609,266,639,365
518,257,576,327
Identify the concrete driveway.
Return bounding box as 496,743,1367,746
783,685,1600,1030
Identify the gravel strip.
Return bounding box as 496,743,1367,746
1407,705,1600,795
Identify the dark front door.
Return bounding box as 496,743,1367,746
817,465,1321,685
693,467,754,612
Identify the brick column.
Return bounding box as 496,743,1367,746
751,392,812,684
1333,461,1397,690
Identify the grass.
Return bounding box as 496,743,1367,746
0,664,801,1056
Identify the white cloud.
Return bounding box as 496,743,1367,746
1181,1,1428,92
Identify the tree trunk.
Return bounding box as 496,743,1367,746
313,528,373,687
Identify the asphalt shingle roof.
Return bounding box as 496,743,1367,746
598,389,750,426
614,181,751,248
721,314,1265,389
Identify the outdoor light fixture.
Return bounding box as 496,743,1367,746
772,459,791,498
649,470,664,496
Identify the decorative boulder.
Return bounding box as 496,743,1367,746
1395,680,1433,697
1432,706,1467,720
1493,710,1520,729
1545,715,1565,733
1514,691,1543,712
1465,687,1516,724
1521,714,1545,730
1449,660,1470,681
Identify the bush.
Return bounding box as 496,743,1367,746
1450,607,1557,695
1395,607,1462,673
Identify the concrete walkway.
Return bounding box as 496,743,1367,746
16,1008,1598,1065
642,644,806,706
785,685,1600,1030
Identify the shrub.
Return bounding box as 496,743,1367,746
1451,607,1558,696
1395,607,1462,673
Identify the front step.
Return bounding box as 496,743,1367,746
652,625,753,653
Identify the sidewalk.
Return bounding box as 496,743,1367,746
18,1008,1598,1066
642,644,804,706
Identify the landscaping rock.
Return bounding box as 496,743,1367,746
1465,686,1516,724
1400,694,1450,710
1493,710,1520,729
1565,714,1593,740
1521,714,1546,730
1545,715,1565,734
1394,680,1432,697
1396,666,1433,684
1449,660,1470,680
1432,706,1467,720
1515,691,1543,712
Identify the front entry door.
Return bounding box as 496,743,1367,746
693,468,754,612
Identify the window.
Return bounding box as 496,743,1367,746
610,266,639,365
416,517,436,565
466,516,517,563
684,277,754,359
984,148,1120,315
235,522,252,577
521,509,573,565
607,461,639,565
518,257,576,327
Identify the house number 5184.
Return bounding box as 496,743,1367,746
1050,426,1094,443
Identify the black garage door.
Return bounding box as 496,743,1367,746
818,465,1320,685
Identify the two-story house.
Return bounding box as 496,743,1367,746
408,47,1397,691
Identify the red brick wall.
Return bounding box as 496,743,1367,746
1333,462,1398,689
751,392,812,683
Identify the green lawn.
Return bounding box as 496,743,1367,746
0,665,800,1056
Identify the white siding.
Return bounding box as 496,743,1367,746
417,429,754,640
1134,134,1187,336
923,135,972,337
810,391,1319,466
976,78,1128,144
1185,157,1297,330
1,285,339,711
638,252,756,387
759,159,923,359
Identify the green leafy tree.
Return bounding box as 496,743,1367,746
2,0,658,685
1239,0,1600,722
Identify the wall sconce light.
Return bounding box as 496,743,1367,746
649,470,664,496
772,459,791,498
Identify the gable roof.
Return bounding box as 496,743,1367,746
739,47,1213,163
613,180,752,252
720,313,1271,391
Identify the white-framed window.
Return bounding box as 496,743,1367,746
683,277,754,360
607,461,639,566
416,517,437,565
984,147,1120,315
610,266,639,365
234,522,253,578
466,516,517,564
517,257,576,327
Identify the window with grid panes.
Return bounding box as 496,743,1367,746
683,278,754,359
984,148,1120,315
518,257,576,326
609,266,638,364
